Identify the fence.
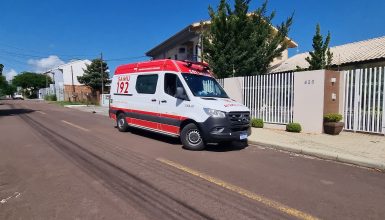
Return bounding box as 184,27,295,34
242,72,294,124
38,83,64,101
218,72,294,124
217,78,224,87
344,67,385,134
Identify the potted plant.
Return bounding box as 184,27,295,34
323,113,344,135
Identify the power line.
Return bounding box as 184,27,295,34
0,48,148,63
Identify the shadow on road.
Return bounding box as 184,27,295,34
128,127,248,152
205,141,248,152
0,109,35,117
129,128,181,145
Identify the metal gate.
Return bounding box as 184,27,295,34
344,67,385,134
243,72,294,124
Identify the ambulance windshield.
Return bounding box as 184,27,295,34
182,73,229,98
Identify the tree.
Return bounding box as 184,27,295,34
12,72,52,98
0,72,16,97
203,0,293,77
0,76,6,96
0,83,17,96
0,75,6,87
77,58,110,94
305,24,333,70
0,64,4,76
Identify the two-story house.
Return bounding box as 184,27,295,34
146,21,298,68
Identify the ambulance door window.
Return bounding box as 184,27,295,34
164,73,184,98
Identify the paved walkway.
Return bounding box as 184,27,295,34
64,104,109,116
249,128,385,171
67,104,385,170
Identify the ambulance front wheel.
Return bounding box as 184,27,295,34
117,113,129,132
181,123,206,151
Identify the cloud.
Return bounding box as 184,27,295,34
4,69,18,81
28,55,65,72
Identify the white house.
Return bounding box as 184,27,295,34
41,59,91,101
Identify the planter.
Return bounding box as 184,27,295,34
323,122,344,135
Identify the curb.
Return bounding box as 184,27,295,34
64,105,93,107
249,141,385,171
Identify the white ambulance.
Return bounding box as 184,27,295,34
109,59,251,150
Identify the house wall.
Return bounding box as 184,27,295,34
293,70,325,133
154,36,200,61
152,34,289,67
323,70,341,115
63,85,92,102
60,60,91,86
270,49,289,67
223,77,243,103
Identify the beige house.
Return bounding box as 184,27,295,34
146,21,298,68
269,35,385,73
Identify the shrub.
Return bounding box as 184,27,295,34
251,118,264,128
324,113,342,122
286,123,302,133
44,94,57,101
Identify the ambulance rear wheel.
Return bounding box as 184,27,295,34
181,123,205,151
117,113,129,132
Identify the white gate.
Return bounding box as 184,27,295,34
243,72,294,124
344,67,385,134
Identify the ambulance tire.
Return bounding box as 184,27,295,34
181,123,205,151
117,113,129,132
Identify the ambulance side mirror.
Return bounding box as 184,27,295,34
176,87,187,100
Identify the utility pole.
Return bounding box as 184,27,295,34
45,72,48,97
100,52,104,96
71,66,75,93
71,65,76,102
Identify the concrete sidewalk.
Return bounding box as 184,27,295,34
67,104,385,171
249,128,385,171
64,105,109,116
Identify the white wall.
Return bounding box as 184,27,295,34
223,77,244,103
59,60,91,86
293,70,325,133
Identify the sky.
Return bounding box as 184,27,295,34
1,0,385,80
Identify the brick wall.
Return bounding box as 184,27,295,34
63,85,93,102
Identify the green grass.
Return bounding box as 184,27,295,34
50,101,88,106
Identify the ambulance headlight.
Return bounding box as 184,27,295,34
204,108,226,118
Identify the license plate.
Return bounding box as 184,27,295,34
240,132,248,140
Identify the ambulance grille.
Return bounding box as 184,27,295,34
228,112,250,125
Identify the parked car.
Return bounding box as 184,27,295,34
13,94,24,100
109,59,251,150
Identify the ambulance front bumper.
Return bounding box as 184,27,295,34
198,114,251,143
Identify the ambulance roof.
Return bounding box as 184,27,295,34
114,59,212,76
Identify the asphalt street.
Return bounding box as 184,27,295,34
0,100,384,220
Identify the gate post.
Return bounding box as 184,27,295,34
382,67,385,134
352,69,360,132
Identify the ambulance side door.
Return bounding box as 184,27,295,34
129,73,160,130
158,73,189,135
